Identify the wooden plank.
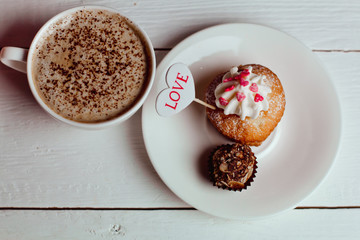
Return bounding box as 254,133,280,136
0,0,359,50
0,1,359,239
0,51,359,208
0,50,185,208
0,209,359,239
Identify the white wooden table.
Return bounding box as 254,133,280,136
1,0,359,239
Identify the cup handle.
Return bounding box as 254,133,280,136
0,47,28,73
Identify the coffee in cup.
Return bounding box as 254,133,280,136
0,6,155,128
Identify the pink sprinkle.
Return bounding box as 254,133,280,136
240,69,250,78
234,69,251,85
254,94,264,102
249,83,258,92
223,77,234,83
219,97,229,106
225,85,235,92
236,92,246,102
240,80,249,87
234,75,241,80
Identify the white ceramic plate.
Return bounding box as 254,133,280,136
142,23,341,219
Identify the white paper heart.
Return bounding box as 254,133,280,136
156,63,195,117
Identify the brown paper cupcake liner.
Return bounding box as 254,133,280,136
208,144,258,192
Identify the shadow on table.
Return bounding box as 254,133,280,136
0,18,41,49
0,19,43,102
125,110,182,198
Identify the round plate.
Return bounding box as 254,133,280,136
142,23,341,219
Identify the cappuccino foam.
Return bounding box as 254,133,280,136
32,9,150,122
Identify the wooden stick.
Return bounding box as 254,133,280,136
193,98,216,110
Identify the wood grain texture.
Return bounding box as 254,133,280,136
0,0,359,50
1,51,359,208
1,209,359,240
0,50,185,208
1,0,360,238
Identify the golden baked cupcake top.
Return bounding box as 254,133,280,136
206,64,285,146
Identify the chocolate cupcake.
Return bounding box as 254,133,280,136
209,144,257,191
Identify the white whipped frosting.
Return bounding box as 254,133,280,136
215,66,271,120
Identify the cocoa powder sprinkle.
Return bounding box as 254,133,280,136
32,9,149,122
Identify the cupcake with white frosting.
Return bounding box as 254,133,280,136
206,64,285,146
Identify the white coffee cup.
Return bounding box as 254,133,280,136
0,6,156,129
